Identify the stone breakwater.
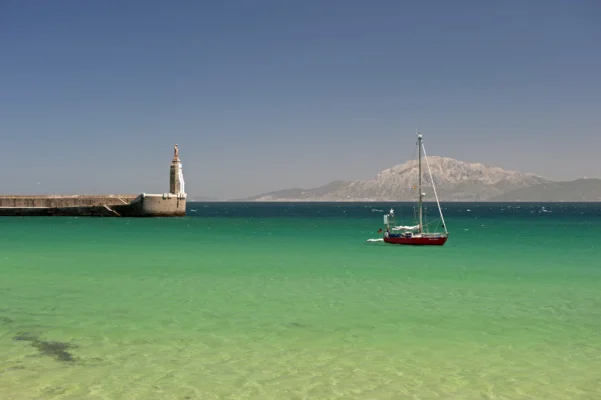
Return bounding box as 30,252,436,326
0,194,186,217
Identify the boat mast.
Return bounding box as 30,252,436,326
418,133,423,233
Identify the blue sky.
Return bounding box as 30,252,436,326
1,0,599,199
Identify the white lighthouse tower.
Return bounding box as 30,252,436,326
169,144,186,198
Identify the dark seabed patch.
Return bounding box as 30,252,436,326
13,332,78,362
286,322,308,328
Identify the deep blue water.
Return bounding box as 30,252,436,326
186,201,601,220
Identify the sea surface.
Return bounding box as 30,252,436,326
1,202,600,399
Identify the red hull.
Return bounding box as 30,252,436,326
384,235,448,246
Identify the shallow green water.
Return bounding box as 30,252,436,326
1,203,600,399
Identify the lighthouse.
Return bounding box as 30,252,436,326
169,144,186,197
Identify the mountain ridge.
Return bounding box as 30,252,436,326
239,156,557,202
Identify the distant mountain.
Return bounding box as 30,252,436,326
240,181,352,202
241,156,551,201
188,196,220,201
489,179,601,202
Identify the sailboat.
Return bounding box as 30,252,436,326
381,133,449,246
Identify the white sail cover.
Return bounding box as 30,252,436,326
391,225,420,231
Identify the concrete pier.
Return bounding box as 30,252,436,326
0,146,187,217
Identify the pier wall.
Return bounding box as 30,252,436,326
115,194,186,217
0,194,186,217
0,195,137,208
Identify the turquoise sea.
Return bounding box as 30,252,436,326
1,202,600,399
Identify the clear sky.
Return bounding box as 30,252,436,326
1,0,599,199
